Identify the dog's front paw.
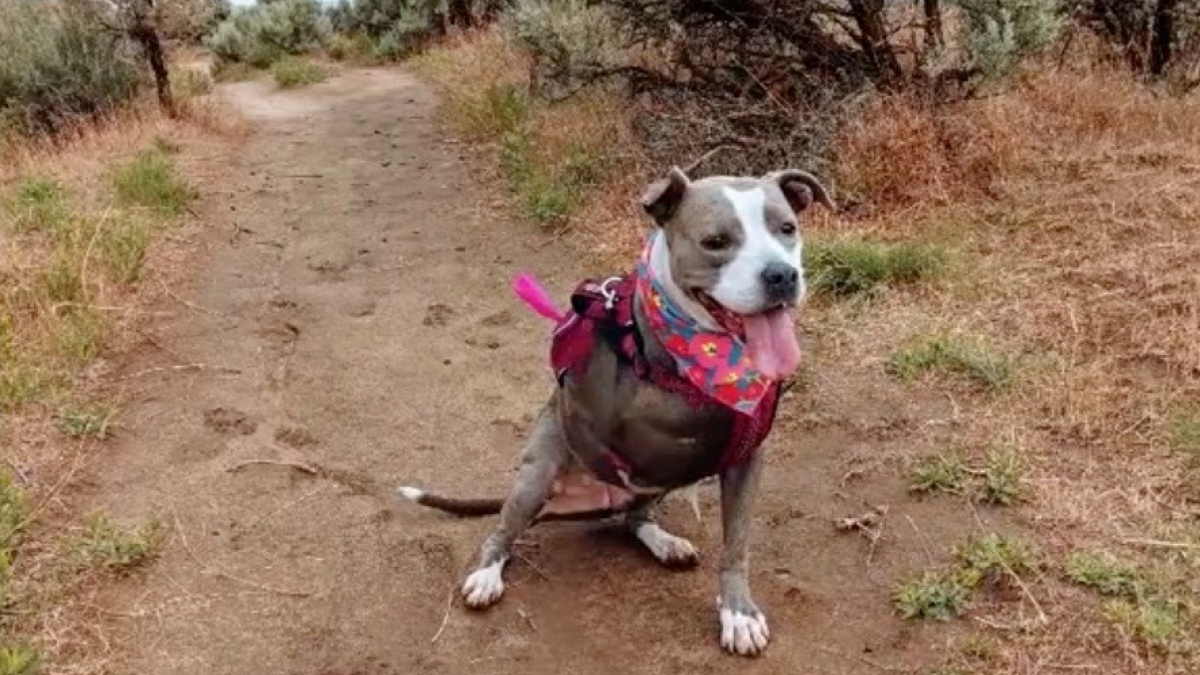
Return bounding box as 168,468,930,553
633,522,700,567
462,559,507,608
718,600,770,656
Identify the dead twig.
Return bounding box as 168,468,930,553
158,278,224,317
904,514,937,566
1122,538,1199,550
513,550,551,581
834,505,889,565
517,607,537,631
118,363,242,380
429,587,455,644
226,458,320,476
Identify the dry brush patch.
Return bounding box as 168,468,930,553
1,93,239,674
823,59,1200,672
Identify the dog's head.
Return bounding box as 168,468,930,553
642,167,834,316
640,167,834,379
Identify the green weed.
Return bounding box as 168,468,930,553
1105,596,1190,652
1065,550,1144,597
955,533,1038,583
909,451,969,496
0,645,39,675
58,402,117,440
805,239,946,298
979,448,1028,505
70,515,160,574
99,214,152,284
887,334,1016,392
4,177,68,236
0,468,30,581
110,149,195,216
892,569,974,621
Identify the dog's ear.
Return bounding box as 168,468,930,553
641,166,690,224
766,170,835,215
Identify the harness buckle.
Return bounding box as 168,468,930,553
598,276,622,311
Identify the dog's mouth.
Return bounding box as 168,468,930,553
696,293,801,381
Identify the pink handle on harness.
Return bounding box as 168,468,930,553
512,272,565,323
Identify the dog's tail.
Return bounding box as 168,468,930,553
397,486,626,522
398,486,503,517
512,273,564,323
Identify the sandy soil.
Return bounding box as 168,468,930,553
83,67,1002,674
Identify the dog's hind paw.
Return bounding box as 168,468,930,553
462,558,507,608
718,604,770,656
633,522,699,567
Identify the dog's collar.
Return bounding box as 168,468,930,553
634,233,773,415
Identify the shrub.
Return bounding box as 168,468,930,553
205,0,329,67
271,57,328,88
957,0,1066,80
0,0,142,141
504,0,626,93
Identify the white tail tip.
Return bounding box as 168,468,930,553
397,486,424,501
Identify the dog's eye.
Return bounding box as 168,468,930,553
701,234,731,251
779,222,797,236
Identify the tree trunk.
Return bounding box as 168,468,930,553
849,0,904,88
132,23,175,117
923,0,943,52
1150,0,1178,77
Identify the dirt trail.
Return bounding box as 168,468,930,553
89,68,986,674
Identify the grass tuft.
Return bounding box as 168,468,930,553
110,149,195,216
0,645,39,675
99,213,153,284
271,57,328,89
5,177,69,236
57,402,117,440
886,334,1016,392
1104,596,1190,652
70,515,160,574
892,569,973,621
805,239,946,298
0,468,31,581
979,448,1028,505
1169,404,1200,467
955,533,1038,582
1065,550,1144,597
908,451,969,496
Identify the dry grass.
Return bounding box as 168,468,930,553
817,54,1200,673
413,27,647,243
1,92,238,674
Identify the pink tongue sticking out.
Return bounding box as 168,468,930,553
743,307,802,380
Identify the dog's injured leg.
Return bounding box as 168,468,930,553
626,499,699,567
461,406,566,608
717,453,770,657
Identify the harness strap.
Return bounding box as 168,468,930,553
549,273,779,485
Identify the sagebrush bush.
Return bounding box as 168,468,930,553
0,0,141,141
504,0,626,92
958,0,1065,80
205,0,329,67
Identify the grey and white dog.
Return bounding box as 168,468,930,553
400,167,833,656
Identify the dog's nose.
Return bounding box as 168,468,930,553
760,263,799,302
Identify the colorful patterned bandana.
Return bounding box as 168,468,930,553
634,233,774,415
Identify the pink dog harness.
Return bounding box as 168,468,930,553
513,269,781,488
